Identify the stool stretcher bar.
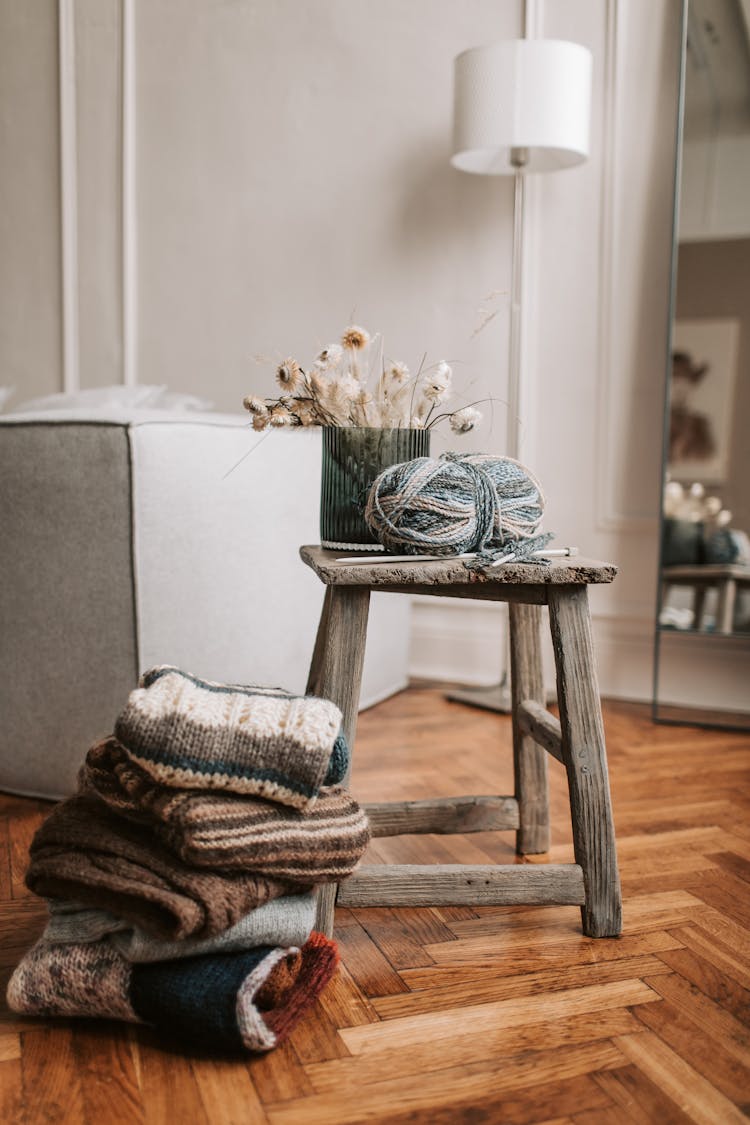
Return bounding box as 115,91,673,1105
517,700,564,764
337,864,586,908
364,795,520,837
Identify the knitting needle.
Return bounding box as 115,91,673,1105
486,546,579,568
333,547,579,565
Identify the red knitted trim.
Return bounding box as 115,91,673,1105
262,932,339,1043
256,948,303,1011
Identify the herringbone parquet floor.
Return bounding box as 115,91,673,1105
0,688,748,1123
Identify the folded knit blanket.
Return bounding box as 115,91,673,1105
81,738,370,882
45,891,317,962
113,666,348,810
26,795,302,941
7,932,338,1054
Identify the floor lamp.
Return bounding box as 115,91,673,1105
447,37,593,712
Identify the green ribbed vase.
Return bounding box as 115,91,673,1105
320,427,430,551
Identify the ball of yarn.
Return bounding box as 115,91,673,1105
364,452,546,556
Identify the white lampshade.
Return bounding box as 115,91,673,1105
451,39,593,175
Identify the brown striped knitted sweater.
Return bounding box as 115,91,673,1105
26,794,302,941
80,737,370,882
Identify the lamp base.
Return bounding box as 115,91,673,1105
446,677,557,713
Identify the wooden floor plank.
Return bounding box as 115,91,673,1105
285,996,351,1065
643,972,750,1068
191,1056,268,1124
684,872,750,931
670,923,750,990
406,927,683,979
615,1030,749,1125
342,980,658,1056
266,1042,626,1125
0,1058,25,1125
137,1034,209,1125
20,1027,87,1124
73,1024,144,1125
250,1039,314,1105
710,851,750,886
688,905,750,962
370,957,669,1021
316,960,380,1029
332,910,408,998
594,1064,695,1124
304,1007,644,1095
0,818,12,901
330,1075,612,1125
656,946,750,1026
634,998,750,1106
351,907,436,971
0,1031,20,1062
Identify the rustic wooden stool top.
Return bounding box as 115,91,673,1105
301,545,622,940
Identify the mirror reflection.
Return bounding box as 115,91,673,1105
655,0,750,727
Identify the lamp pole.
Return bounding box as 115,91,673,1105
447,152,527,714
507,147,528,462
447,33,592,713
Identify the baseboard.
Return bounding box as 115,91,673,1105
409,599,656,703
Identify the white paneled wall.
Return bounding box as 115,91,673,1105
0,0,685,701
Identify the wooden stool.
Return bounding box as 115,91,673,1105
301,545,622,940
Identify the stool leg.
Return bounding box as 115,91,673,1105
716,577,736,635
306,585,371,937
509,603,549,854
548,586,622,938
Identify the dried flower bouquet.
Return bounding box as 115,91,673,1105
243,325,482,435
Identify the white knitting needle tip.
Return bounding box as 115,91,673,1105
486,546,579,568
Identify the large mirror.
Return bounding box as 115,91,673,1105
654,0,750,729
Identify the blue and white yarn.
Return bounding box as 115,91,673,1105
364,452,553,569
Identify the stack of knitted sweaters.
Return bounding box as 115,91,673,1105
8,666,370,1054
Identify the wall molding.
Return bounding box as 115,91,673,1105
593,0,657,533
58,0,80,393
121,0,137,387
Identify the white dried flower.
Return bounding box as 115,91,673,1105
251,413,269,431
290,402,316,426
243,395,269,416
269,405,292,427
449,406,482,434
331,371,361,401
276,358,301,392
350,389,375,426
341,325,370,351
422,361,452,403
387,361,410,384
409,416,426,429
313,343,344,370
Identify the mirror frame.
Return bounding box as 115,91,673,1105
652,0,750,732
